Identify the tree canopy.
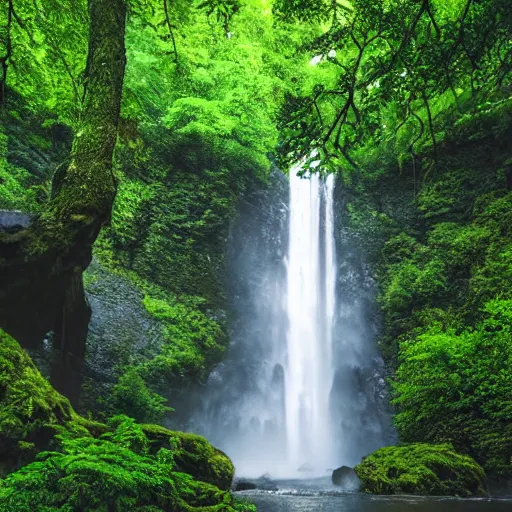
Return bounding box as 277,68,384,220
275,0,511,171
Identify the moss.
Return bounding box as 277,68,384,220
0,418,253,511
0,333,250,510
355,443,487,496
0,329,74,474
142,424,235,491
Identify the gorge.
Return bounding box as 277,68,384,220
0,0,511,510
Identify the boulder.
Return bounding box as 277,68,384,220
141,424,235,491
332,465,361,489
255,473,279,491
355,443,487,496
0,330,245,511
233,479,257,491
0,210,32,233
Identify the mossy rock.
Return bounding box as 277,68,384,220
0,329,74,474
0,332,251,511
355,443,487,496
142,424,235,490
0,418,253,512
0,331,235,493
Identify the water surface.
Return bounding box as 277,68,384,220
237,478,511,512
242,490,511,512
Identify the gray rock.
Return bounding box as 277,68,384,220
233,480,257,491
332,465,361,490
255,473,279,491
0,210,32,233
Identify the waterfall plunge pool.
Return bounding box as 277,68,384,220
236,478,511,512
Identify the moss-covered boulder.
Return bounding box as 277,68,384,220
0,331,252,511
355,444,487,496
0,416,253,512
0,329,74,474
142,424,235,490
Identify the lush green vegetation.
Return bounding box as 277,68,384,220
0,328,76,475
336,111,512,480
393,300,512,478
0,418,253,512
0,330,254,511
355,443,487,496
1,0,313,419
1,0,511,503
85,266,229,423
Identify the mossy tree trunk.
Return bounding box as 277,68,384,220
0,0,127,405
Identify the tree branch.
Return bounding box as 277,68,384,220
163,0,178,63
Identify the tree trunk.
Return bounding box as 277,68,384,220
0,0,127,405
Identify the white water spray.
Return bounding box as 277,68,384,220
285,166,337,472
191,167,391,478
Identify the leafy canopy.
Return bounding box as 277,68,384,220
275,0,511,171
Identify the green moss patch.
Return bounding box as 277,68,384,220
0,417,252,512
142,424,235,491
0,331,253,511
0,329,75,473
355,443,487,496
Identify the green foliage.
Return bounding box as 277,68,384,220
334,64,512,483
273,0,332,23
143,294,224,370
355,443,487,496
2,0,88,125
378,190,512,341
109,369,173,424
0,416,251,512
0,105,69,211
0,329,74,473
140,425,235,491
382,257,448,318
82,255,229,422
94,269,226,420
103,0,311,312
3,0,510,500
0,126,34,210
0,161,39,211
276,0,511,171
369,157,512,480
0,333,250,511
392,300,512,478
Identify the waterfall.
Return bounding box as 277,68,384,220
189,167,392,478
285,166,336,472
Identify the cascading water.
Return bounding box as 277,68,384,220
285,166,336,472
189,166,392,478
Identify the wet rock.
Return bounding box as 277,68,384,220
233,480,257,491
255,473,279,491
332,465,361,490
233,474,278,491
355,444,487,496
0,210,32,233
